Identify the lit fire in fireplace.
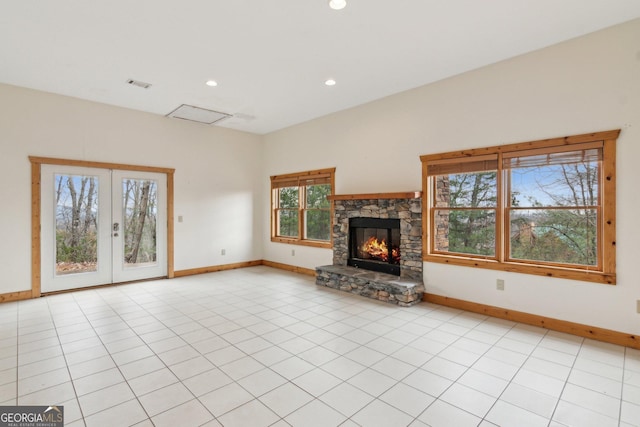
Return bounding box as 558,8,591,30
361,236,401,263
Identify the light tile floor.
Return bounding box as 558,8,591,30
0,266,639,427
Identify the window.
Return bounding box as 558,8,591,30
271,168,335,248
421,130,619,284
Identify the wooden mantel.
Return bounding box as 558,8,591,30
327,191,421,201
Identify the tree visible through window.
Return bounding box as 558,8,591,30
122,178,158,266
276,186,299,238
507,148,600,267
271,168,335,248
55,174,98,274
422,130,618,284
432,161,498,257
304,182,332,240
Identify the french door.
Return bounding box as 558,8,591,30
41,164,167,293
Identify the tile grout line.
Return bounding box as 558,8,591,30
111,279,311,425
5,267,637,426
12,301,20,406
87,284,222,425
408,310,523,425
485,327,553,425
70,287,159,425
619,346,628,425
41,297,77,422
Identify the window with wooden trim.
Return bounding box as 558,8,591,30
271,168,335,248
421,130,619,284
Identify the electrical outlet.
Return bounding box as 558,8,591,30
177,215,183,223
291,249,296,256
637,300,640,314
496,279,505,291
221,249,226,256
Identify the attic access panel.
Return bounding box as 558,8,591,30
166,104,232,125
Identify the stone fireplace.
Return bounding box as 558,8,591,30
316,192,424,306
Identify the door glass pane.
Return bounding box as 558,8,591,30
55,174,99,275
122,178,158,268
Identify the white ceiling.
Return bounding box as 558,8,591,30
2,1,639,135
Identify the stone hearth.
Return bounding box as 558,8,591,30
316,192,424,306
316,265,424,306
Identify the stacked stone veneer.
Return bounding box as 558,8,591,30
316,197,424,306
333,198,423,280
316,265,424,306
434,176,450,252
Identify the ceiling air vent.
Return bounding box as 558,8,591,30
126,79,152,89
166,104,233,125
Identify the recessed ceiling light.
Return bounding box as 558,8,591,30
205,80,218,87
329,0,346,10
325,79,337,86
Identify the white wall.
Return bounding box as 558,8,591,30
263,19,640,334
0,84,263,294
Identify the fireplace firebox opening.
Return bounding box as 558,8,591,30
348,217,401,276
